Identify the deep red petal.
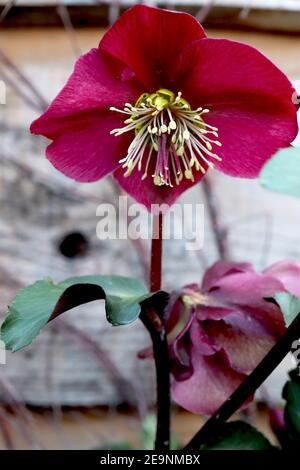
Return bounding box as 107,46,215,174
205,101,298,177
176,38,298,177
100,5,206,90
178,38,297,107
113,155,206,210
45,111,130,181
31,48,141,139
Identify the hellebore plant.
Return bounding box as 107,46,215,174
2,5,300,451
30,5,298,209
168,260,300,415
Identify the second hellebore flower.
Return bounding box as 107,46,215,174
168,260,300,415
31,5,298,209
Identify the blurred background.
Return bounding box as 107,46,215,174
0,0,300,449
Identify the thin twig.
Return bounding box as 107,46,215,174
184,312,300,450
196,0,216,23
0,0,15,24
57,3,82,58
0,66,43,112
52,319,135,406
131,237,149,284
108,178,149,283
0,48,48,110
0,410,14,449
0,377,42,448
202,176,229,260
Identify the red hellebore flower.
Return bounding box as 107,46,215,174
31,5,298,210
168,260,300,415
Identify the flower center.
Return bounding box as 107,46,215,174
182,292,208,308
110,88,222,187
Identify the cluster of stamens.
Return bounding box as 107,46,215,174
110,88,222,187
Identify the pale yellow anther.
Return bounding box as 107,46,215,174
212,154,222,161
182,292,208,308
124,168,132,177
184,169,193,180
183,130,190,140
177,146,184,156
154,175,161,186
110,88,222,188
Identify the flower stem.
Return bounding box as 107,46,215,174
141,211,170,450
150,212,163,292
184,312,300,450
140,307,170,450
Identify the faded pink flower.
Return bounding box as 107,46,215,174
168,260,300,415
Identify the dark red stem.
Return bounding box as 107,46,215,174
150,212,163,292
141,211,170,450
